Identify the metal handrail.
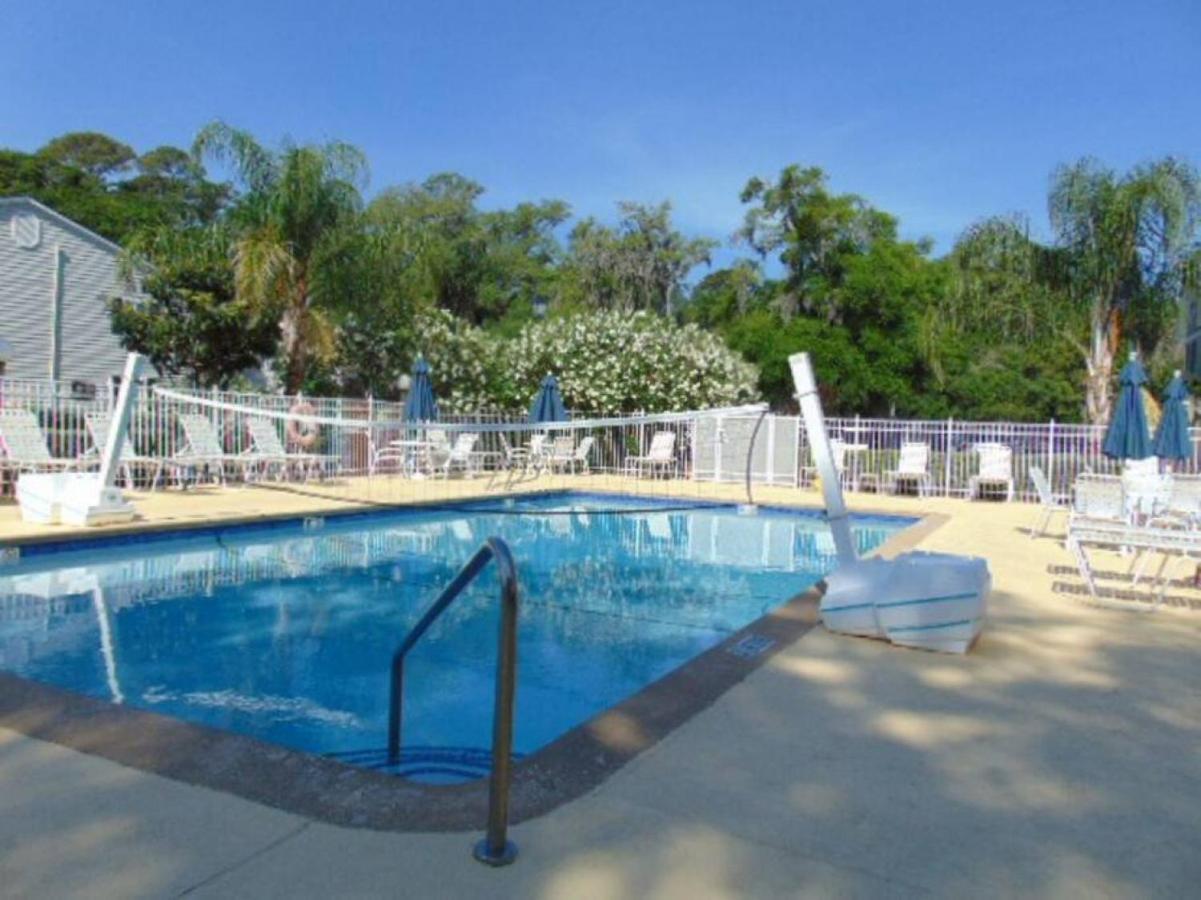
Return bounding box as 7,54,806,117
386,536,520,867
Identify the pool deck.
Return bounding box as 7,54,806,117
1,477,1199,898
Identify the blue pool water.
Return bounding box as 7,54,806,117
0,493,909,780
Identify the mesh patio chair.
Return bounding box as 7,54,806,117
1027,465,1068,539
624,431,678,478
175,413,251,485
245,416,339,482
969,443,1014,501
84,412,169,489
0,410,86,477
885,442,931,496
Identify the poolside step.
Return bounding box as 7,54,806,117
324,745,524,782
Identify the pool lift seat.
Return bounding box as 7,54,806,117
790,352,990,654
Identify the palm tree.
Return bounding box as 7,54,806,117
1049,157,1200,423
193,122,367,392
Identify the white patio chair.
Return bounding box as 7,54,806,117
1121,457,1167,519
0,410,86,476
175,413,251,485
884,442,931,496
1027,465,1068,539
624,431,678,478
1153,475,1201,529
549,435,595,474
968,443,1014,501
1070,474,1126,524
84,412,168,489
245,417,339,482
801,438,847,486
434,433,480,478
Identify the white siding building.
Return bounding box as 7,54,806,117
0,196,142,382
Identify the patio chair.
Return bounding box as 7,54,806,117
1027,465,1068,539
0,410,86,476
433,432,480,478
84,412,169,489
968,443,1014,501
245,416,339,482
801,438,848,486
1152,475,1201,529
1070,473,1126,524
1122,456,1168,519
549,436,595,474
884,442,931,496
624,431,677,478
175,413,251,485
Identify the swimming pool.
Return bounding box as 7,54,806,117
0,493,910,785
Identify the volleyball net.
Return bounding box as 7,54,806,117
136,385,784,507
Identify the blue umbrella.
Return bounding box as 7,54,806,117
1103,354,1153,460
1152,370,1193,461
529,374,568,424
403,357,439,422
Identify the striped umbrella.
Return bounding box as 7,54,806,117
1152,370,1192,462
1103,353,1153,461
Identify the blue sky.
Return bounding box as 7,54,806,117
3,0,1198,261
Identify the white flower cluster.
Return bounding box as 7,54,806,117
414,309,759,414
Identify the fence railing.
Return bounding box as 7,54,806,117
1,376,1194,504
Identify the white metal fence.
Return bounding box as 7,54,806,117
1,376,1194,503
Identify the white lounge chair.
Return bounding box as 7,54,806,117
84,412,169,489
968,443,1014,501
1070,473,1126,524
245,417,339,482
1027,465,1068,539
549,436,594,474
885,442,931,496
0,410,87,476
625,431,677,478
175,413,251,485
1067,517,1201,608
1152,475,1201,529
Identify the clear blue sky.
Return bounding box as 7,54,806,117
3,0,1198,259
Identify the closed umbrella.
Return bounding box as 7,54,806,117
529,374,568,424
1102,353,1153,461
403,357,439,422
1152,370,1192,463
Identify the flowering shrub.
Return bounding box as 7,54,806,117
415,309,759,414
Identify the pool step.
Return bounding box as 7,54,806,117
325,745,524,782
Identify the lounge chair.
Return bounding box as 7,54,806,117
244,416,339,482
548,436,595,474
625,431,677,478
1122,457,1168,519
884,442,931,496
1152,475,1201,529
1070,473,1126,524
1067,517,1201,608
1027,465,1068,539
175,413,251,485
84,411,169,489
0,410,87,476
968,443,1014,501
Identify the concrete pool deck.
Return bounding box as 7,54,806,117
0,477,1199,897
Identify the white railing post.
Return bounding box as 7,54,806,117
943,417,954,497
1046,419,1056,500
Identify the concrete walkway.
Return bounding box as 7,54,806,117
1,487,1199,898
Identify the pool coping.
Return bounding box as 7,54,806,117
0,494,945,832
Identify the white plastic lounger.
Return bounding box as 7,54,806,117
0,410,86,475
1067,518,1201,608
84,412,169,489
245,417,339,481
175,413,250,485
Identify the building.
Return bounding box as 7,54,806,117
0,196,143,384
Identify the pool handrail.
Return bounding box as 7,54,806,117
386,535,520,868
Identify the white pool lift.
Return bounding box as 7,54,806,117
790,352,989,653
17,353,144,527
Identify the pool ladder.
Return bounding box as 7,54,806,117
387,536,520,867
